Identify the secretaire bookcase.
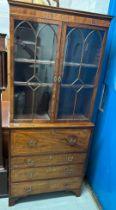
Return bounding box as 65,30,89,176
2,0,112,206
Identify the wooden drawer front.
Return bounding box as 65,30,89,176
11,164,84,182
10,177,82,197
11,129,91,156
11,153,87,169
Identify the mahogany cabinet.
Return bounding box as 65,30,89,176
3,0,112,206
0,34,8,197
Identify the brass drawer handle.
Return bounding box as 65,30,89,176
24,186,32,193
66,155,74,162
26,159,34,166
27,140,37,147
26,172,33,179
67,136,77,146
65,167,73,175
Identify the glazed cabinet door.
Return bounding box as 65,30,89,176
56,25,106,121
13,18,60,121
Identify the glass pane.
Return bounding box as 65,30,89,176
14,20,58,120
62,66,80,85
14,21,35,60
83,30,104,65
58,87,75,119
14,86,33,119
35,64,54,84
14,62,33,82
65,28,83,63
74,88,94,119
35,24,57,61
57,27,104,120
33,86,52,119
79,66,97,85
58,87,93,120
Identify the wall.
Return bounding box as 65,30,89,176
60,0,110,14
0,0,110,35
0,0,9,34
87,0,116,209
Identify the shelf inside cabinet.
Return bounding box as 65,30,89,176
14,113,50,120
57,114,89,121
61,84,95,88
14,82,53,87
63,62,97,68
15,40,40,46
15,58,55,65
15,41,41,50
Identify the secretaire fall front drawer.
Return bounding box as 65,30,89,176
10,129,91,156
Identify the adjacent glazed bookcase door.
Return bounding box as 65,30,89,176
57,25,105,121
13,19,60,120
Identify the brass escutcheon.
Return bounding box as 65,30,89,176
27,140,37,147
67,136,77,145
26,172,33,179
24,186,32,193
26,159,34,166
66,155,74,162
